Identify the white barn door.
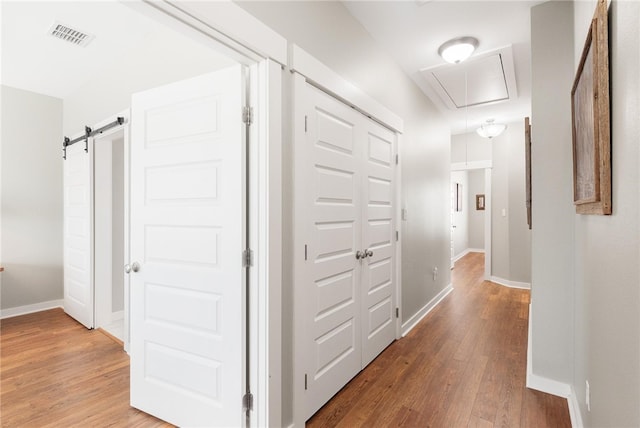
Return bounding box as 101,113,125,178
129,66,246,427
63,141,94,329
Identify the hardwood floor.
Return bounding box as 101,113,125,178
0,252,570,427
307,252,571,428
0,309,170,428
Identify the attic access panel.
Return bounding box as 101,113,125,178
421,45,518,110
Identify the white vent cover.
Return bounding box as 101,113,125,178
48,21,94,47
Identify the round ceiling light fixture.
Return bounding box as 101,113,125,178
438,36,479,64
476,119,507,139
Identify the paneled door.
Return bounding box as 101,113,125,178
63,140,94,329
298,82,397,419
361,120,396,367
129,66,246,427
302,84,364,418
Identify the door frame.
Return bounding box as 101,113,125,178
450,161,493,280
291,45,404,427
91,110,130,351
120,2,284,426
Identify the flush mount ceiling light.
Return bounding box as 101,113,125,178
476,119,507,139
438,36,479,64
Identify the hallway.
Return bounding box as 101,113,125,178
307,252,571,427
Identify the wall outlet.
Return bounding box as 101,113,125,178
432,266,438,281
586,380,591,412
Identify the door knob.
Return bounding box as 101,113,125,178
125,262,141,274
366,249,373,258
355,250,364,260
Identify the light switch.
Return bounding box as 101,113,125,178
501,208,506,217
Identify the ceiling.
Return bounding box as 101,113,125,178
343,0,542,134
0,1,232,100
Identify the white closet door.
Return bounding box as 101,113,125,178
129,66,246,427
303,84,363,419
361,120,396,367
63,141,94,329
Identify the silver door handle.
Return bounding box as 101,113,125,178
365,249,373,258
355,250,364,260
124,262,141,274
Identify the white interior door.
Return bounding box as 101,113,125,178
63,140,94,329
299,83,398,419
129,66,246,427
360,119,396,367
302,84,363,419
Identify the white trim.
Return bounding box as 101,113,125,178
289,44,404,133
484,169,492,281
567,386,584,428
451,160,493,171
111,310,124,321
395,135,403,340
526,304,571,398
490,276,531,290
452,248,485,263
401,284,453,336
123,0,287,66
0,300,63,319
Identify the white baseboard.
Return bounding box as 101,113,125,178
111,310,124,321
467,247,485,254
0,299,63,319
490,276,531,289
453,248,485,263
401,283,453,336
567,385,584,428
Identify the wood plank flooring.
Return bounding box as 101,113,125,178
0,252,570,427
0,309,170,428
307,252,571,427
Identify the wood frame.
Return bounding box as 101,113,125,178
525,117,532,229
570,0,611,215
476,194,485,211
455,182,463,212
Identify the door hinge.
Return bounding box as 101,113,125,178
395,154,399,165
304,115,308,133
396,230,399,242
243,392,254,411
304,244,308,261
242,248,254,267
396,307,399,318
305,374,308,390
242,106,253,126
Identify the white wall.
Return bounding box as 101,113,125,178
467,169,485,250
571,1,640,425
112,137,124,312
451,124,531,283
1,86,63,310
531,2,640,425
236,2,450,425
530,0,576,386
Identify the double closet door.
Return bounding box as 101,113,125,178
296,82,398,419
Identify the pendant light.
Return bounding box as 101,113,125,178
476,119,507,139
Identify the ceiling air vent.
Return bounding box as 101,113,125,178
48,21,94,47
